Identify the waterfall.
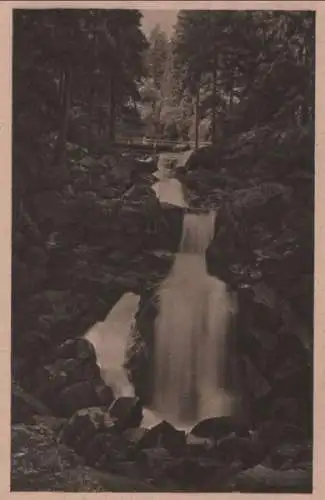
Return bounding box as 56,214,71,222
85,151,236,429
85,293,140,398
152,152,188,208
153,211,236,427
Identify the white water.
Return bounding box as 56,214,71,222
85,293,140,398
152,152,188,208
85,150,236,429
152,210,236,427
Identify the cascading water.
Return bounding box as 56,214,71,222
85,149,236,429
152,210,237,427
152,153,188,208
85,293,140,398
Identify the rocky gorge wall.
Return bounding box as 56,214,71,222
12,147,184,389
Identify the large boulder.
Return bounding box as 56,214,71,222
124,290,159,405
59,406,118,455
54,380,114,418
109,397,143,431
134,420,186,457
190,416,250,442
33,356,101,403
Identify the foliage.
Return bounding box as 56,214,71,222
13,9,148,160
169,10,315,147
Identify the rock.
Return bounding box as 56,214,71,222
12,383,51,424
271,397,301,426
147,204,184,253
94,381,114,407
204,459,244,492
54,337,97,362
31,415,68,433
186,434,215,455
137,448,176,486
226,463,312,493
123,427,148,446
257,420,306,448
190,416,248,441
136,420,186,457
109,397,143,431
215,435,267,468
54,381,107,418
124,291,158,405
11,423,155,492
184,145,221,172
82,431,130,470
34,357,101,404
270,441,312,470
59,407,117,455
166,456,225,491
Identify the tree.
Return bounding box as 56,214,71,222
170,10,314,152
146,24,169,90
13,8,148,160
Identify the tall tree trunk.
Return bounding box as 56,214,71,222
109,74,116,143
194,85,200,150
53,63,72,165
211,57,218,145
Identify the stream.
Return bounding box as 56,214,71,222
86,149,237,429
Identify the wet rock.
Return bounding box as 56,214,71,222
12,383,51,424
109,397,143,431
190,416,249,441
54,337,97,362
59,406,117,455
124,291,158,405
94,381,115,407
136,420,186,456
146,204,184,253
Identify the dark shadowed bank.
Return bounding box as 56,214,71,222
11,9,314,493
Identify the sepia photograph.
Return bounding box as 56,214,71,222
11,5,315,493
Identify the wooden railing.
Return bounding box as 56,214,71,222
115,137,211,152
